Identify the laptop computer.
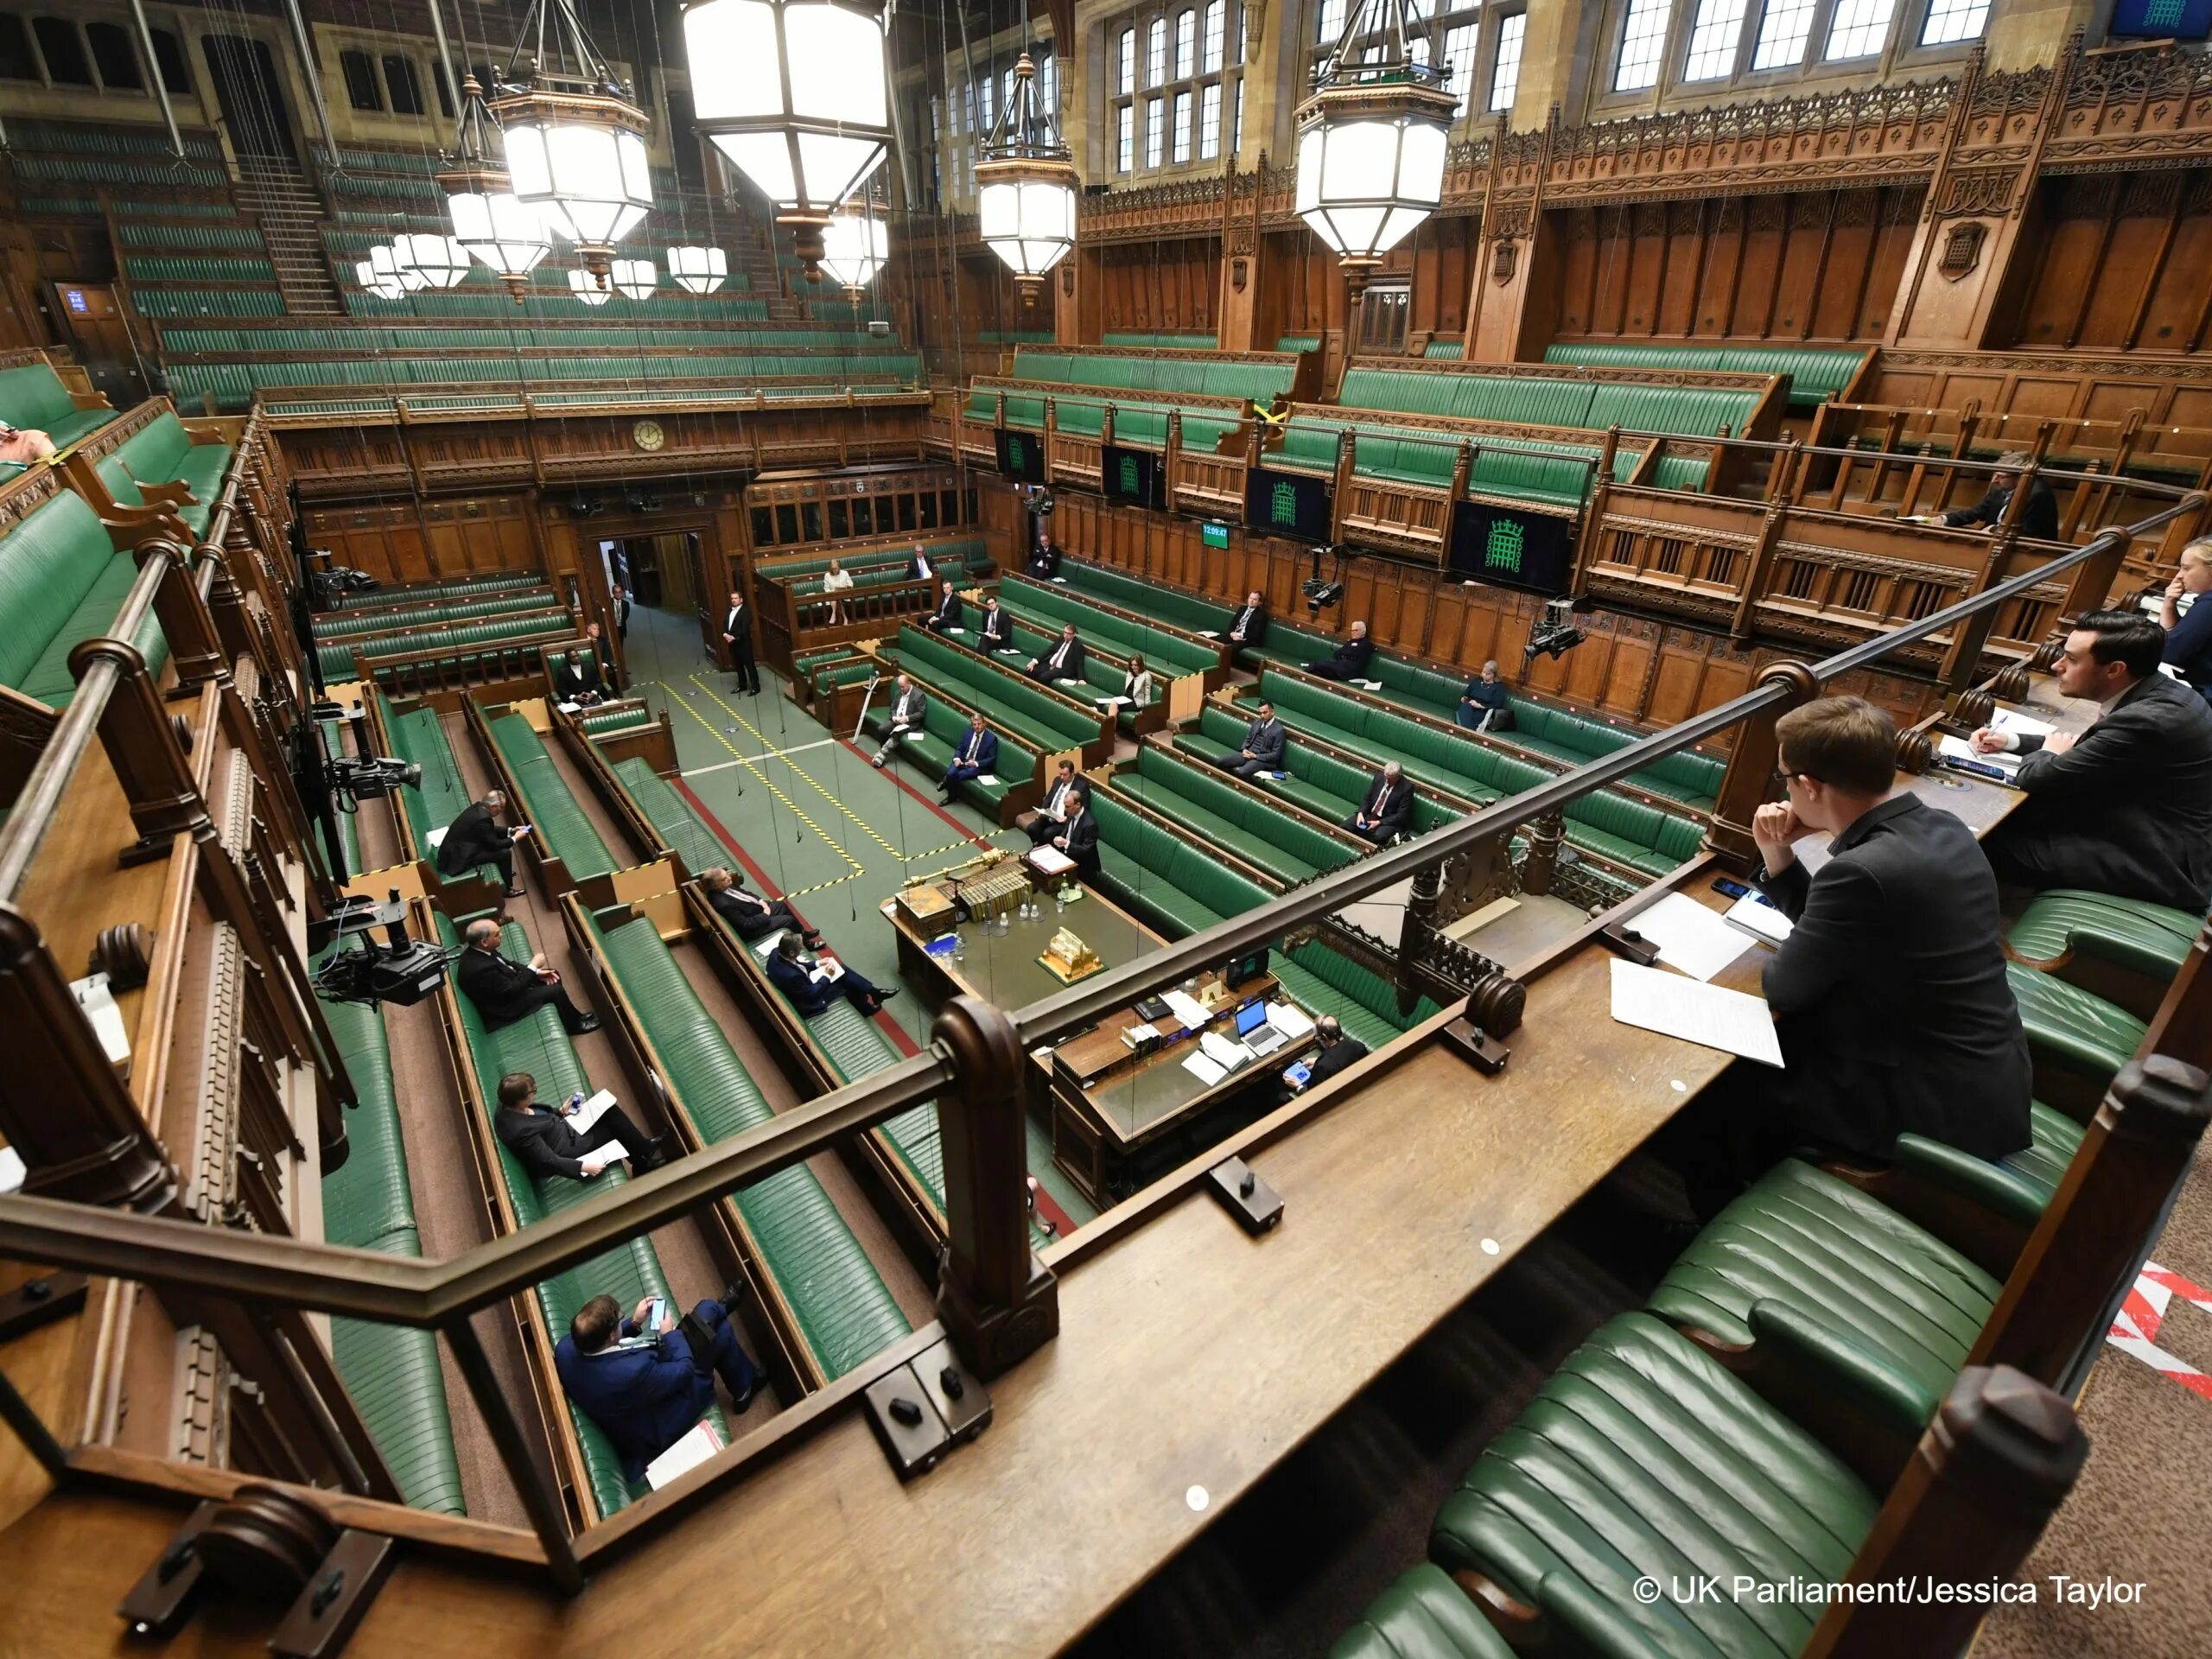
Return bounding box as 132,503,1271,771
1236,999,1290,1058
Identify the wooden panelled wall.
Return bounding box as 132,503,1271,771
1551,188,1923,346
1097,237,1224,337
1268,216,1484,346
305,496,543,588
1030,487,1941,738
2008,169,2212,354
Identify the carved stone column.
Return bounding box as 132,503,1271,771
933,995,1059,1379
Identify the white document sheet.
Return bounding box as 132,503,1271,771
1993,707,2055,740
569,1088,618,1133
1198,1030,1252,1070
976,772,1000,787
427,826,448,849
1937,734,2021,777
1610,959,1784,1066
1196,629,1221,639
645,1421,725,1490
590,1141,630,1168
1723,893,1794,946
1630,892,1755,982
1182,1052,1229,1086
1265,1001,1316,1039
71,971,131,1063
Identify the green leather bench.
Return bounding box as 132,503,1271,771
1429,1311,1879,1657
0,359,117,448
482,708,619,885
435,912,721,1518
2008,891,2202,982
1056,562,1230,637
316,988,467,1515
318,719,361,879
544,645,608,698
1090,794,1274,938
317,609,573,681
1273,939,1442,1054
1172,709,1459,842
607,753,730,876
586,908,912,1380
335,571,544,613
861,687,1039,817
999,575,1220,677
372,690,498,880
92,410,233,537
1328,1566,1512,1659
989,613,1161,728
1101,332,1218,349
0,487,169,709
1649,1156,2001,1432
1007,346,1295,404
321,592,557,639
2007,960,2147,1117
1116,747,1357,887
578,702,652,738
1251,674,1706,878
762,538,988,587
1544,342,1871,408
897,626,1101,755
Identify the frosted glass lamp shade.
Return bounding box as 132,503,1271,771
1293,111,1449,260
392,232,472,289
370,242,428,293
978,170,1077,280
684,0,891,215
611,258,658,300
569,269,614,305
667,245,728,294
449,188,553,280
819,210,887,288
499,110,653,247
355,259,408,300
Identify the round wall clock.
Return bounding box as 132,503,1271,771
632,419,666,452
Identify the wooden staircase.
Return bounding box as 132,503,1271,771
235,154,343,318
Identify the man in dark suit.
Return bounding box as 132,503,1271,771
1972,609,2212,911
1916,453,2060,541
1214,701,1285,780
1022,761,1082,844
454,917,601,1034
1685,696,2031,1216
1027,622,1085,683
610,585,632,639
1226,590,1268,650
1027,530,1061,580
1303,620,1376,682
906,545,935,584
922,580,964,633
939,712,999,805
494,1071,666,1180
1287,1015,1368,1095
977,594,1016,653
700,866,823,950
1343,762,1413,846
437,791,529,897
871,672,928,767
766,932,893,1016
554,1291,760,1485
552,640,607,705
1049,786,1100,880
721,588,760,696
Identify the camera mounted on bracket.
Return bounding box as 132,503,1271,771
1524,594,1593,664
310,890,454,1007
1301,543,1348,614
1020,485,1056,518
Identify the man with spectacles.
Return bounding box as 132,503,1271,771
1675,696,2028,1217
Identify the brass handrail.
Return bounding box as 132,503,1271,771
2,491,2197,1319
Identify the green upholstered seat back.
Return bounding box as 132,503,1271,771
610,754,729,875
483,708,618,881
0,489,111,689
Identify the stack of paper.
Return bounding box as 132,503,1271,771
1161,988,1212,1030
1028,846,1076,875
1182,1052,1228,1085
1198,1030,1251,1071
1266,1001,1316,1039
645,1420,726,1490
1628,892,1754,982
1609,960,1783,1065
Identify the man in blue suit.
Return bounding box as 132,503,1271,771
554,1291,761,1484
767,932,894,1017
939,711,999,805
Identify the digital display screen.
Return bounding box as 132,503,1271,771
64,289,89,314
1244,467,1332,543
1448,500,1577,597
994,428,1046,483
1102,443,1165,509
2111,0,2211,36
1201,521,1230,550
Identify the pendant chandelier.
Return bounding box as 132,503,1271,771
819,187,888,298
681,0,892,274
666,245,728,295
437,73,553,304
611,258,658,300
569,269,614,306
369,241,427,294
355,257,408,301
976,49,1077,309
1293,0,1457,295
392,232,472,290
490,0,654,283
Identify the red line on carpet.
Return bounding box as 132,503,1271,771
837,738,995,853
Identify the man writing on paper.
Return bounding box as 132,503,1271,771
1215,700,1285,780
1970,609,2212,911
870,672,928,768
1688,696,2028,1215
494,1071,668,1179
437,791,530,897
555,1290,761,1488
938,710,999,805
767,932,895,1017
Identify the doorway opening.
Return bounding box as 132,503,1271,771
200,34,296,161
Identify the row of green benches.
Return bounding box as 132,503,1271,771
1008,346,1300,405
480,705,622,887
1272,416,1710,505
0,483,171,709
1110,746,1359,888
341,290,775,321
959,602,1163,734
1056,561,1725,810
997,573,1220,680
171,353,919,412
0,357,119,448
126,254,278,284
1100,332,1220,349
893,625,1105,760
165,324,893,357
315,608,574,682
1338,364,1764,438
321,588,557,639
136,289,289,320
7,119,226,160
334,569,544,613
1543,340,1872,407
91,408,236,539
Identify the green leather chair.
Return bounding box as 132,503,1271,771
0,488,170,708
1430,1312,1879,1659
0,360,118,448
1328,1566,1513,1659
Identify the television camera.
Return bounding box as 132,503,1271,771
311,890,454,1007
1524,595,1591,664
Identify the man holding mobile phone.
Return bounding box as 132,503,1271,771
555,1287,762,1484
